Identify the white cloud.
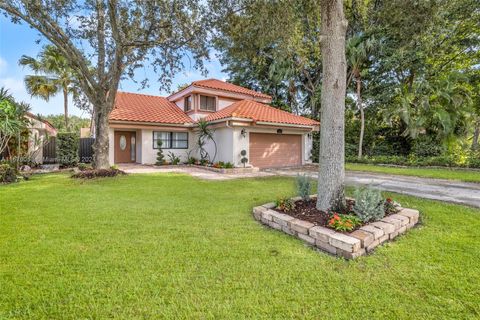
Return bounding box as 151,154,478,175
0,77,25,95
0,56,7,75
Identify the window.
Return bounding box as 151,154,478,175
153,131,171,148
172,132,188,149
153,132,188,149
200,95,216,111
184,95,192,111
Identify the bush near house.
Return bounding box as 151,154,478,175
56,132,79,167
0,162,17,184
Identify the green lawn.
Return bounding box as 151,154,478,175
346,162,480,183
1,174,479,319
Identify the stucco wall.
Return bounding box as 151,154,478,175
201,127,234,163
140,129,195,164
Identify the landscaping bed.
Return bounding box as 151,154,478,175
253,195,420,259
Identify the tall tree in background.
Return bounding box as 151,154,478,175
346,35,376,159
316,0,348,211
0,0,210,169
19,45,76,131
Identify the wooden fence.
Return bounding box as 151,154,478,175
42,137,95,164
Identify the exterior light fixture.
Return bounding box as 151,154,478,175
277,129,283,134
241,128,247,138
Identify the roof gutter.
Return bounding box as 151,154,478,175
255,121,317,129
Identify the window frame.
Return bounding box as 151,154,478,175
199,95,217,112
184,95,192,111
153,131,189,149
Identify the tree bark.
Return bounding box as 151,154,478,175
63,86,69,131
356,78,364,159
472,119,480,152
317,0,348,212
92,106,110,169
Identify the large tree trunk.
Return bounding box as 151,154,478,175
472,119,480,152
63,86,69,131
356,78,364,159
92,107,110,169
317,0,348,212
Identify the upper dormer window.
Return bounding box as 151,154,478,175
200,95,216,111
184,95,192,111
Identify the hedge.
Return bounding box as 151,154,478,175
56,132,79,167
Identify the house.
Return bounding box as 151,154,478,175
25,112,57,164
108,79,319,168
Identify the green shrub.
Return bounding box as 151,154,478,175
0,163,17,183
296,173,311,201
78,163,92,171
167,152,180,165
186,156,197,165
155,140,165,165
275,197,296,212
56,132,79,167
223,162,234,169
72,168,126,179
353,187,385,223
411,136,445,157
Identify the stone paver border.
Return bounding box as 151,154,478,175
253,195,420,259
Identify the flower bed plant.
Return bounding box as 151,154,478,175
253,182,419,259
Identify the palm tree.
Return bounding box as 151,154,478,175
347,35,376,159
197,119,217,163
19,45,76,130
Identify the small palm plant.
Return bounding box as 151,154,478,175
197,119,217,163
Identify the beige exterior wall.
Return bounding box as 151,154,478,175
109,123,314,167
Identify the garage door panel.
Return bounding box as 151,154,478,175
249,133,301,168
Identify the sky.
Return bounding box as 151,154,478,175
0,15,227,117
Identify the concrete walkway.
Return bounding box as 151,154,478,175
119,164,480,208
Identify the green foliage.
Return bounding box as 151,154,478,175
167,152,180,165
43,114,90,133
213,161,235,169
197,120,216,163
0,88,30,156
186,156,197,165
353,187,385,223
155,140,165,166
56,132,79,167
295,173,311,201
411,135,445,157
223,162,234,169
78,163,92,171
0,163,17,183
275,197,296,212
327,213,362,232
72,168,126,179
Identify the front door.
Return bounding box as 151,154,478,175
114,131,136,163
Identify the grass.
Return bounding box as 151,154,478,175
1,173,479,319
346,162,480,183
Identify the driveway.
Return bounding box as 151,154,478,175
119,164,480,208
270,167,480,208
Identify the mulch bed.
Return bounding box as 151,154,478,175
273,197,355,227
71,168,126,179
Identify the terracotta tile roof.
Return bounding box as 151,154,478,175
204,100,319,127
110,92,194,124
191,79,271,99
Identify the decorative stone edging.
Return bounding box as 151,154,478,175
252,195,420,259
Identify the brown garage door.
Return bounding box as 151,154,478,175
249,133,302,168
